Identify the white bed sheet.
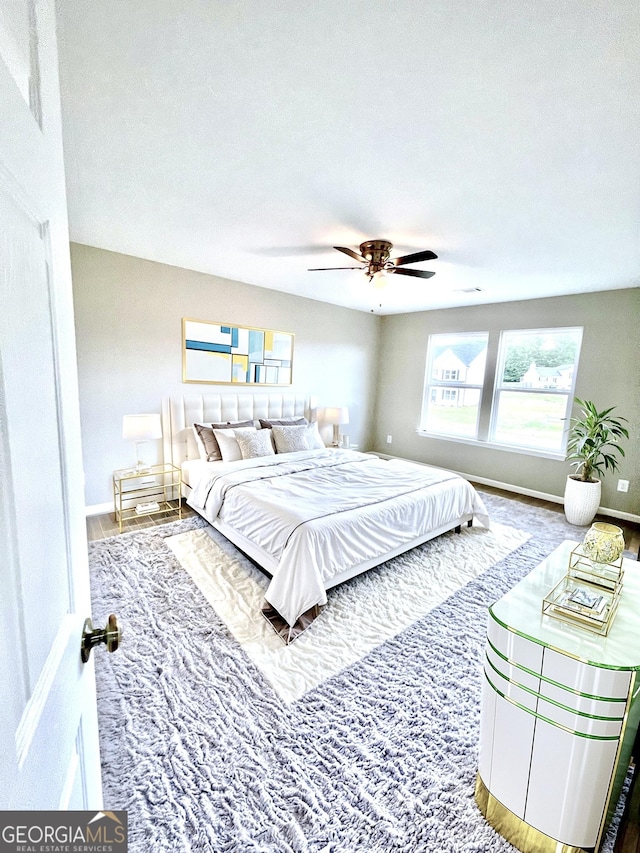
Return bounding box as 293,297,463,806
181,458,217,490
187,449,490,627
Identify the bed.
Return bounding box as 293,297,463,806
163,393,490,640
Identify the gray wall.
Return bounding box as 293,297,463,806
72,243,639,517
373,289,640,516
71,243,381,507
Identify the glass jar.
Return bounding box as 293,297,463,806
582,522,625,566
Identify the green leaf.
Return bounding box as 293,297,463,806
565,398,628,484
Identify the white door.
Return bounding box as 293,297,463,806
0,0,103,809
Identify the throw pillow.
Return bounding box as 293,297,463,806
271,424,313,454
192,420,254,461
305,421,325,449
259,417,308,429
212,426,257,462
235,427,276,460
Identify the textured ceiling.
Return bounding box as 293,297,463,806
56,1,640,315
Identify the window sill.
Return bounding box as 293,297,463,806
415,430,566,462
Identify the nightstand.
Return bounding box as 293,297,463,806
113,463,182,532
476,540,640,851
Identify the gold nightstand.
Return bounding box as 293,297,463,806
113,463,182,532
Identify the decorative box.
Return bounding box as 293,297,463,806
567,544,624,592
542,574,621,636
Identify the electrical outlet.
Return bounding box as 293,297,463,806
386,434,393,444
617,479,629,493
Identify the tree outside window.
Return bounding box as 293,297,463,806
421,327,583,454
491,329,583,452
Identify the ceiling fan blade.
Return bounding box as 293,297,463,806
334,246,368,264
390,268,436,279
391,249,438,266
308,266,363,271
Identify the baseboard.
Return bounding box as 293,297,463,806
85,501,112,516
373,453,640,525
463,473,564,504
464,473,640,524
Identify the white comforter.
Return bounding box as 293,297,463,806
187,449,490,626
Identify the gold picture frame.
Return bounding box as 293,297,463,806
182,318,294,385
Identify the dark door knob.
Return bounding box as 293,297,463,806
81,614,120,663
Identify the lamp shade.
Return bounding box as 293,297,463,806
324,406,349,425
122,413,162,441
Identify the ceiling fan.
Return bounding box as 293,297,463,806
308,240,437,282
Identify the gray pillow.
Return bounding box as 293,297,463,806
259,417,308,429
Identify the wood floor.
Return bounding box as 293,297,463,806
85,486,640,851
86,501,197,541
474,483,640,556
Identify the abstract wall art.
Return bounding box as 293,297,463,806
182,318,294,385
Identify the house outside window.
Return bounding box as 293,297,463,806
420,327,583,455
421,333,489,437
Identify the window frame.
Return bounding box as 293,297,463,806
441,369,460,381
419,326,584,458
488,327,583,453
420,332,490,440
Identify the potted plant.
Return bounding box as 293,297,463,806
564,398,629,525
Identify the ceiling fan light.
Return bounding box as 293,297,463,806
372,270,387,288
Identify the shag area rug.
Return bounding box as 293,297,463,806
165,522,529,702
88,493,631,852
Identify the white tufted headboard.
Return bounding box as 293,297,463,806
162,392,312,469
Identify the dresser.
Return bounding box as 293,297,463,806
476,541,640,853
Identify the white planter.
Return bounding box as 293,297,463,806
563,475,601,526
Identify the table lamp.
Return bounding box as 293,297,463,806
324,406,349,447
122,413,162,472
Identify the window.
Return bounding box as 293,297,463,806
421,333,489,438
420,327,583,455
490,328,582,452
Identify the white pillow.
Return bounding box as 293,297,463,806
271,423,321,453
305,421,325,449
192,420,254,461
212,427,256,462
235,427,275,460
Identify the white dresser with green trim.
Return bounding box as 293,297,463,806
476,540,640,853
